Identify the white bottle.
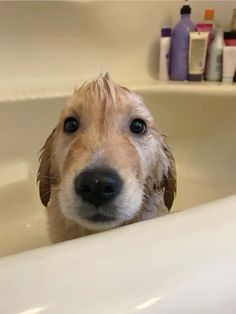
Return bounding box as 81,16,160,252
158,27,171,81
205,29,224,81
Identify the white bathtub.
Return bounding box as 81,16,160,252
0,84,236,314
0,195,236,314
0,84,235,257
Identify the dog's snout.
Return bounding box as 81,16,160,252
74,169,123,208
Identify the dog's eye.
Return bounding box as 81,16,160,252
64,117,79,133
130,119,146,135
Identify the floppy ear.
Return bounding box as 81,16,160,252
161,143,177,210
37,129,56,207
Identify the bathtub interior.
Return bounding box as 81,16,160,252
145,91,236,211
0,90,235,257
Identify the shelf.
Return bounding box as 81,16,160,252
0,79,235,103
132,81,236,96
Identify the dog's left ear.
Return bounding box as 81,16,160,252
37,129,56,207
161,143,177,210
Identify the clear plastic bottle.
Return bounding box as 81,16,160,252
205,29,224,81
169,1,195,81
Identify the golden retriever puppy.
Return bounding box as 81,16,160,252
37,74,176,243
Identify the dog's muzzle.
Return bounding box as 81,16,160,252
74,168,123,209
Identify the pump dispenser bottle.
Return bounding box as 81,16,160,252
170,0,195,81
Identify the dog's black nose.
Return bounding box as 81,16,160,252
74,168,123,208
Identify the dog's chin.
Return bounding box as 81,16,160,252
59,190,143,232
60,204,139,232
75,214,123,231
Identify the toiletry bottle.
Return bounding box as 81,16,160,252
203,9,217,29
204,8,220,29
158,27,172,81
204,9,214,24
206,29,224,81
231,9,236,31
222,46,236,83
170,1,195,81
196,9,214,32
188,32,209,81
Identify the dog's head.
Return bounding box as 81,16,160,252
38,74,176,231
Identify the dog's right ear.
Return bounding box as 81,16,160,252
37,129,56,207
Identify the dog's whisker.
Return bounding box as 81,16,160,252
146,178,176,183
163,190,176,194
38,175,60,181
39,187,60,193
40,190,51,199
40,188,60,197
40,188,60,199
38,175,59,178
161,178,176,182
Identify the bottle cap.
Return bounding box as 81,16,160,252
224,31,236,40
161,27,172,37
180,5,191,15
204,9,214,21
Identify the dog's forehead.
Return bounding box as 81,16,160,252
66,95,152,126
61,75,153,124
65,86,149,117
67,91,141,110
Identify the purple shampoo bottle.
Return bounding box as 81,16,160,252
170,1,195,81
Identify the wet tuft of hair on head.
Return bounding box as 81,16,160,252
73,73,140,105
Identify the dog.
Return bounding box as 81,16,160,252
37,74,176,243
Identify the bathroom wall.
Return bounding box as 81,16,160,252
0,1,234,99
